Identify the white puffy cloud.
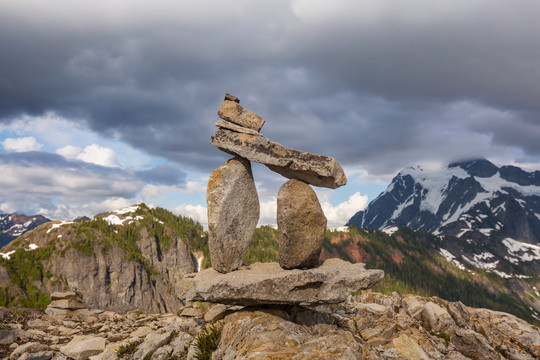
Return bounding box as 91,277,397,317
321,192,369,228
2,137,43,152
56,145,83,159
259,197,278,226
174,204,207,227
255,192,368,228
56,144,118,167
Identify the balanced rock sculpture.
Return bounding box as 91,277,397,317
277,179,327,269
207,156,259,273
208,93,346,272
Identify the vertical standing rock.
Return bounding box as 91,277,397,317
277,179,327,269
207,156,260,273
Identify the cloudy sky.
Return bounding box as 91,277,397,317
1,0,539,227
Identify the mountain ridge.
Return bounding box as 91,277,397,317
0,213,50,248
0,203,209,312
347,159,540,278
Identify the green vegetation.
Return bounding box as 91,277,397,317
431,331,451,346
243,226,279,263
194,322,223,360
116,339,143,358
0,246,53,311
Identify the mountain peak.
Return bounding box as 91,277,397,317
448,158,499,178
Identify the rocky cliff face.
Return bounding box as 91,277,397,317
1,291,538,360
0,204,204,313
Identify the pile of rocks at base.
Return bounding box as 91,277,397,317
1,291,538,360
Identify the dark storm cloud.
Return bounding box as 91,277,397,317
136,163,186,186
1,1,540,177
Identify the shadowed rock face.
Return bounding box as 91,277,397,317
210,128,347,189
278,179,327,269
177,258,384,306
207,156,260,273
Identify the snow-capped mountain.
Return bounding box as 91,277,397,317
0,213,50,248
347,159,540,277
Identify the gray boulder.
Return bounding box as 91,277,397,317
207,156,260,273
210,128,347,189
277,179,327,269
178,258,384,306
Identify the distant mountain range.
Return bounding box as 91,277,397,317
0,213,50,248
347,159,540,275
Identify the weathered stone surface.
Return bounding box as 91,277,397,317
50,292,79,301
11,342,47,359
422,301,456,333
0,328,20,345
48,299,87,310
215,120,259,135
224,93,240,103
277,179,327,269
207,156,259,273
451,328,501,360
213,310,361,360
59,336,106,360
203,304,228,323
177,258,384,306
1,291,539,360
132,331,172,359
210,128,347,188
392,334,430,360
218,100,265,131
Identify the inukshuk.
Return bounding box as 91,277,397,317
179,94,383,306
208,93,347,271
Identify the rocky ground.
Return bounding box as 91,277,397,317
0,291,539,360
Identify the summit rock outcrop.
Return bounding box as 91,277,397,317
178,258,384,306
1,291,538,360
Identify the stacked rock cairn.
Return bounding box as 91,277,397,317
208,93,347,273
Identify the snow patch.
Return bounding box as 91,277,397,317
0,250,15,260
400,166,469,214
28,244,38,250
114,205,140,215
492,270,512,278
334,226,349,232
47,221,74,233
462,253,499,270
478,228,494,236
439,249,465,270
382,226,399,235
103,214,125,226
502,238,540,262
456,228,471,238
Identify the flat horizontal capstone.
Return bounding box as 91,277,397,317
177,258,384,306
210,128,347,189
